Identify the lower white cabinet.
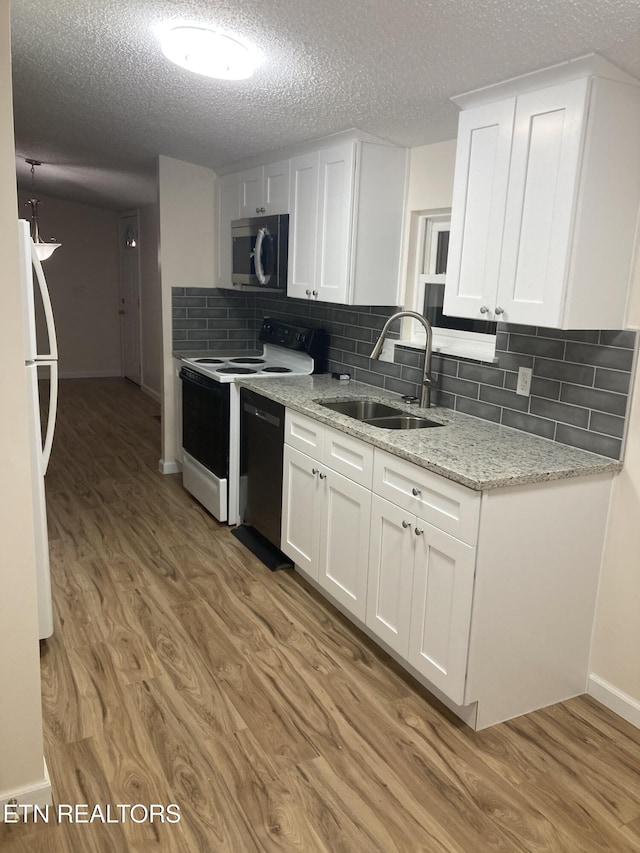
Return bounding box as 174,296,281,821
282,444,371,620
281,407,614,729
367,495,475,705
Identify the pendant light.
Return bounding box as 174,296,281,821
25,159,61,261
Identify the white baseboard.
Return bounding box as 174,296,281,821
158,459,182,475
588,674,640,729
59,369,122,379
0,756,52,818
141,384,161,403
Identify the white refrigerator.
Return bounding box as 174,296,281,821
17,218,58,640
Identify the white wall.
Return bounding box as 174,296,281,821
18,190,121,378
139,202,162,399
157,155,216,470
589,244,640,721
399,139,457,317
0,0,49,808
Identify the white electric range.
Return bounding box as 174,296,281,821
179,318,327,525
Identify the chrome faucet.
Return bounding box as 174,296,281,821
370,311,434,408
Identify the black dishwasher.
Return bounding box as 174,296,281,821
239,388,287,555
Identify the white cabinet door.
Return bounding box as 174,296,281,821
367,495,415,657
444,98,515,322
318,466,371,621
216,173,241,289
407,519,476,705
288,152,319,300
240,161,290,217
263,160,290,214
496,78,589,326
281,445,321,579
239,167,264,217
314,142,356,304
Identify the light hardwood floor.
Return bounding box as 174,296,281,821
3,377,640,852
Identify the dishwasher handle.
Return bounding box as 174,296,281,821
243,401,281,428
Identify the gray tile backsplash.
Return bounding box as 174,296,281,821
172,288,637,460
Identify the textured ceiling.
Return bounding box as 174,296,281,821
11,0,640,210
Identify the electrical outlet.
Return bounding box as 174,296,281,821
378,339,396,363
516,366,532,397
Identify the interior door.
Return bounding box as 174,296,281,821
118,212,141,384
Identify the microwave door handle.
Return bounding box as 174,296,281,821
253,227,267,285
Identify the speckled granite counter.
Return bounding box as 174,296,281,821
236,375,621,491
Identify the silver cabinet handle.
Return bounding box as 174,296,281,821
401,520,410,529
411,487,421,497
495,306,504,315
480,305,489,314
319,472,326,480
312,468,319,475
415,528,424,536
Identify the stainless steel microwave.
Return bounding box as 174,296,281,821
231,214,289,289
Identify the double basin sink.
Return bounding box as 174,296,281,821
318,399,443,430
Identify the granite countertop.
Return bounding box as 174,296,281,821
236,374,621,491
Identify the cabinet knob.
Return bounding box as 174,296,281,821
480,305,489,314
411,487,421,497
312,468,319,475
319,472,326,480
312,290,318,298
401,520,410,529
256,207,260,214
305,289,312,297
415,527,424,536
495,306,504,315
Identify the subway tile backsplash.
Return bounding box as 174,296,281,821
172,288,637,460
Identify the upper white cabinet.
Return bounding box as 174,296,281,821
444,57,640,329
288,140,407,305
239,160,290,217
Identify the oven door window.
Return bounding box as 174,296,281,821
181,373,230,478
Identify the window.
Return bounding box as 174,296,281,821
405,211,497,362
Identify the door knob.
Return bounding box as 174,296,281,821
305,289,312,297
480,305,489,314
312,468,319,475
495,306,504,315
312,290,318,298
415,528,424,536
319,472,326,480
411,487,421,497
401,520,410,529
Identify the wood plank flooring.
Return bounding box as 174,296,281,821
2,377,640,851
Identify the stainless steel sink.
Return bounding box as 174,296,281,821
317,399,444,430
319,400,402,419
365,415,443,430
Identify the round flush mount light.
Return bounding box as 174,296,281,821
157,23,259,80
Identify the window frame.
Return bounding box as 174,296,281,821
402,210,497,363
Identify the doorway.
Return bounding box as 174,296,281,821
118,211,142,384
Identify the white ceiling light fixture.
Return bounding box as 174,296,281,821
25,159,61,261
157,23,260,80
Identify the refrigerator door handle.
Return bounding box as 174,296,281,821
30,239,58,360
41,360,58,475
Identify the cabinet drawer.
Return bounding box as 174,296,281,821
285,411,323,456
323,425,373,488
373,450,480,545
